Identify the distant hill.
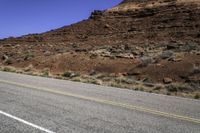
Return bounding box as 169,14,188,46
0,0,200,98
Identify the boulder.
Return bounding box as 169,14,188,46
163,77,173,84
160,51,173,59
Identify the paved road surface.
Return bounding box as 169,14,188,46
0,71,199,133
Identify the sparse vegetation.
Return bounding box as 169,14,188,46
4,58,12,65
160,51,173,59
166,92,171,95
110,82,124,88
42,68,50,77
0,65,199,99
62,71,72,78
2,55,12,65
0,0,200,100
62,71,80,78
71,76,82,82
24,52,34,60
24,65,34,72
85,78,102,85
194,93,200,99
115,77,134,84
166,83,192,92
191,64,200,74
1,66,16,72
134,84,146,91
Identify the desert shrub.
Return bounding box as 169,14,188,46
63,72,70,77
62,71,80,78
42,68,50,77
2,66,16,72
166,83,191,92
3,55,12,65
153,86,162,90
115,77,134,84
166,92,171,95
160,50,173,59
89,70,96,76
191,64,200,74
71,77,82,82
83,77,102,85
24,52,34,60
4,58,12,65
134,84,146,91
110,82,124,88
139,56,153,67
24,65,34,72
185,42,198,52
194,93,200,99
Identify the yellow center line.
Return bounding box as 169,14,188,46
0,79,200,124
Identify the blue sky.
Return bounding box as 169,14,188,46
0,0,122,39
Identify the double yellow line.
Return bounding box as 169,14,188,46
0,79,200,124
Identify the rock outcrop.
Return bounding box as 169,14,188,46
0,0,200,88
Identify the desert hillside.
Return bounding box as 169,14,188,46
0,0,200,98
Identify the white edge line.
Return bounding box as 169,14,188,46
0,110,55,133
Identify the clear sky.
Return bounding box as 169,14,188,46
0,0,122,39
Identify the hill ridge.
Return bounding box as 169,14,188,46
0,0,200,98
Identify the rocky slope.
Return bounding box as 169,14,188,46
0,0,200,98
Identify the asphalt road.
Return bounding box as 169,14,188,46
0,71,199,133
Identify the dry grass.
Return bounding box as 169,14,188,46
0,65,199,99
41,68,50,77
166,83,192,92
0,66,16,72
194,92,200,99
